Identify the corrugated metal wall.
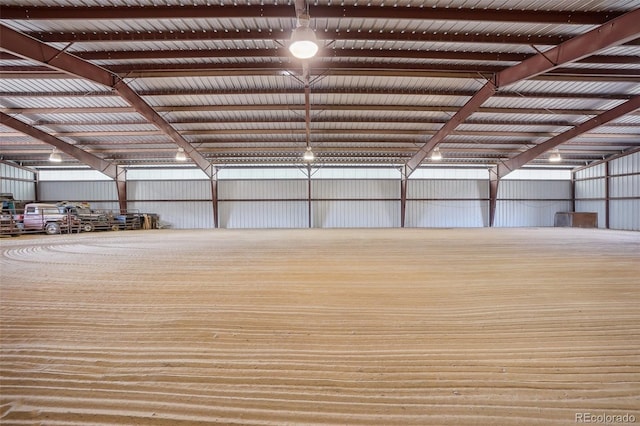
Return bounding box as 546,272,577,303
406,179,488,227
220,180,307,228
30,170,582,229
494,180,572,227
312,180,400,227
0,162,36,201
609,152,639,231
574,163,606,228
39,180,117,203
128,180,213,229
574,151,639,231
129,201,214,229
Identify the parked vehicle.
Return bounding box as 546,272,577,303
22,203,81,235
57,201,119,232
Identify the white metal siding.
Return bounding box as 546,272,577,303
312,180,398,200
129,201,214,229
1,179,35,202
313,200,400,228
218,168,306,180
220,180,307,200
312,168,400,179
498,180,571,200
575,151,639,231
575,163,606,180
38,169,112,181
575,177,605,199
610,151,639,175
128,180,211,201
609,152,639,231
494,180,572,227
0,163,36,201
39,180,117,202
406,200,488,227
610,200,640,231
220,201,307,228
610,175,639,198
494,200,573,227
408,179,488,199
1,163,35,180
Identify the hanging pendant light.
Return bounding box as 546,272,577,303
175,147,187,161
549,149,562,163
49,148,62,162
431,147,443,161
303,146,315,162
289,14,318,59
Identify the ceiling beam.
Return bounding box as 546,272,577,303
3,105,639,116
7,128,631,138
493,95,640,179
0,88,634,101
30,117,633,128
404,8,640,176
18,28,591,46
4,64,639,82
4,48,635,65
0,23,215,178
0,112,119,178
0,5,621,24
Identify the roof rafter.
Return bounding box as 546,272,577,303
0,111,120,178
492,94,640,179
0,88,634,101
3,105,639,116
4,63,639,82
20,29,611,46
0,5,621,24
403,7,640,176
4,48,635,65
0,23,215,178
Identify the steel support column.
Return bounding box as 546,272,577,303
488,169,500,227
605,160,610,229
116,166,127,213
307,165,312,229
400,166,408,228
210,168,219,229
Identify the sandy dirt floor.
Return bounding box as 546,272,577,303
1,228,639,425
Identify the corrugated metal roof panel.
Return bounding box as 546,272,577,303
507,80,640,95
0,78,111,93
2,0,638,10
129,75,301,91
0,96,131,109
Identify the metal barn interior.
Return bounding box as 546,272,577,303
1,1,639,425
